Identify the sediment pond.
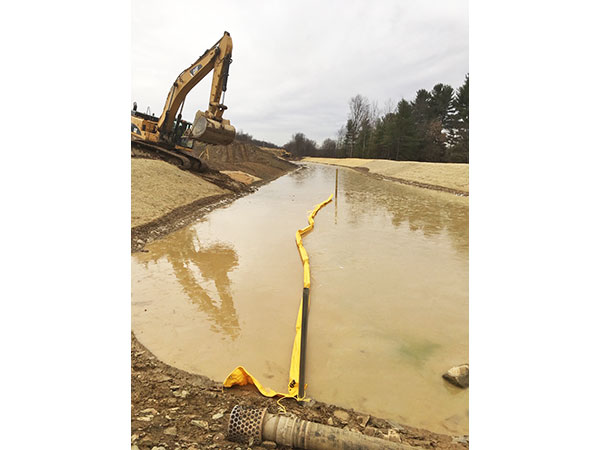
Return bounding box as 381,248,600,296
132,163,469,434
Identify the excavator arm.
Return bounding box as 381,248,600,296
157,31,234,142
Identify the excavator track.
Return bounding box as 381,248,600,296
131,140,203,172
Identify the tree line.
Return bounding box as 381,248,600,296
284,74,468,163
235,131,280,149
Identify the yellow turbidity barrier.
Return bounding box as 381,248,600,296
224,193,334,401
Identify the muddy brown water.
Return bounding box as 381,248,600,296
132,163,469,434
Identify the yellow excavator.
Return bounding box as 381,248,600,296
131,31,236,171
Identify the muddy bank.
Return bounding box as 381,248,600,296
303,157,469,196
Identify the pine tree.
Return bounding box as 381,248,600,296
394,99,419,161
448,74,469,162
429,83,454,130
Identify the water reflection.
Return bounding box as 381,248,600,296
143,228,241,338
288,164,315,185
340,169,468,254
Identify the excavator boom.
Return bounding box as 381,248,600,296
131,31,236,171
157,31,234,139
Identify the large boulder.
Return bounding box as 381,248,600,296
443,364,469,388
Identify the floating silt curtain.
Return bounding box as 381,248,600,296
224,193,333,400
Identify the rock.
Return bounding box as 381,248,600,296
170,385,181,390
151,447,166,450
356,414,370,427
386,429,402,443
453,435,469,445
363,426,380,437
213,432,225,442
135,416,153,422
140,408,158,415
442,364,469,388
136,239,144,245
173,389,189,398
131,434,139,443
131,446,140,450
327,417,334,426
191,420,209,429
370,417,388,428
164,426,177,436
212,412,224,420
333,409,350,424
262,441,277,449
155,374,172,382
387,420,405,432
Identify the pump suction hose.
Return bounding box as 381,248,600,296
227,405,418,450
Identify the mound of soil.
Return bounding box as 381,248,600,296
197,142,297,181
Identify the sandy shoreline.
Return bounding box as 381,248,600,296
303,157,468,195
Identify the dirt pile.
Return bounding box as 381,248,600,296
197,142,296,181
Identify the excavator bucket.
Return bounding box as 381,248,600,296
189,110,236,146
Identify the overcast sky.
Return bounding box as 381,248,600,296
132,0,468,147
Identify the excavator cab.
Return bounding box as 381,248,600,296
173,120,194,149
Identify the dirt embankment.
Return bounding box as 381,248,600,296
132,159,229,228
131,143,468,449
303,157,469,196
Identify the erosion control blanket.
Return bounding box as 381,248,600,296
224,193,333,400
